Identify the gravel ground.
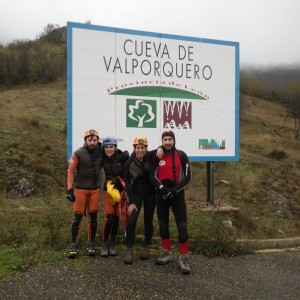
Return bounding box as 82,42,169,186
0,250,300,300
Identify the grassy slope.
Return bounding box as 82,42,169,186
0,82,67,192
182,94,300,240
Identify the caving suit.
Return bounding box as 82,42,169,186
149,147,192,255
124,150,156,249
100,150,128,244
67,143,102,244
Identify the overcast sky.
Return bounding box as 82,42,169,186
1,0,299,66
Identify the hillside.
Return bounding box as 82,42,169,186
0,82,299,240
0,82,67,195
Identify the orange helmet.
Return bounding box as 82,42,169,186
133,136,148,147
84,129,99,140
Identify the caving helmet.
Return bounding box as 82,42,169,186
84,129,99,140
133,136,148,147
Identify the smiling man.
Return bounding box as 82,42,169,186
67,129,102,258
149,130,192,274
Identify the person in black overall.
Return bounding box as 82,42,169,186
123,136,163,264
149,130,192,274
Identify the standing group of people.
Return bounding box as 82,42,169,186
66,129,192,274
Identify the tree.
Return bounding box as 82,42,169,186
28,42,65,82
128,100,155,127
38,24,66,45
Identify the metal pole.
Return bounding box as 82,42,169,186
207,162,215,205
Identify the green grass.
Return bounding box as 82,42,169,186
0,245,65,279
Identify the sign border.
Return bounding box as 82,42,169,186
67,22,240,162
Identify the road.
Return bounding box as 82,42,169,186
0,249,299,299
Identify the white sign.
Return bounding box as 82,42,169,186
67,22,239,161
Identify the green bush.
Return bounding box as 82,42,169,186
267,149,288,160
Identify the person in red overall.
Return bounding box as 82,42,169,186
66,129,102,258
149,130,192,274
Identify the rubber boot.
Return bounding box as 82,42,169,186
100,241,109,257
108,240,117,256
86,241,96,256
67,243,78,259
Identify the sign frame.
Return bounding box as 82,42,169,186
67,22,239,162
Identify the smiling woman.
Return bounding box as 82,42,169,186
99,136,129,257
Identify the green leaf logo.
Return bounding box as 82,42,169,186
126,99,157,128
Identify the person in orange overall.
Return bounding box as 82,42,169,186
66,129,102,258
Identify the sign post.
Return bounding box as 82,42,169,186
207,162,215,205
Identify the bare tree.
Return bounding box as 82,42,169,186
38,24,65,45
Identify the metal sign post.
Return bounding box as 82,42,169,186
207,162,215,205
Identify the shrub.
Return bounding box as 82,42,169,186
267,149,288,160
29,118,40,128
32,162,52,175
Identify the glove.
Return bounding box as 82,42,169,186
112,178,124,191
161,193,168,201
167,191,177,200
162,191,177,201
160,186,171,200
160,186,171,194
66,189,75,203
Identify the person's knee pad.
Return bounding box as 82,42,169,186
103,213,115,241
89,211,97,223
73,213,83,225
178,222,188,243
106,213,115,224
89,211,98,241
110,215,120,241
71,213,83,242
